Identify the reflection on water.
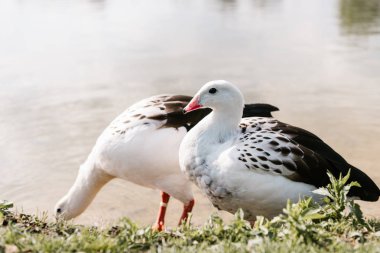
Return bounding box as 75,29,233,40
251,0,281,9
0,0,379,226
216,0,281,12
340,0,380,35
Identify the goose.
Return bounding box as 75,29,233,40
54,94,279,230
179,80,380,222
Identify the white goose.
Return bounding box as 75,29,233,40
55,94,279,230
179,80,380,222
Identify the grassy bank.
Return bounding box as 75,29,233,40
1,172,379,253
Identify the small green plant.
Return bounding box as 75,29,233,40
0,201,13,225
0,171,379,253
251,170,374,248
0,201,13,214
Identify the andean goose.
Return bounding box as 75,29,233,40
55,94,278,230
179,80,380,221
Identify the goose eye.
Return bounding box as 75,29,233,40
209,88,217,94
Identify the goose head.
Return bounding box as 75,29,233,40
54,193,83,220
184,80,245,117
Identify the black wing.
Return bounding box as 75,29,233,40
156,95,279,130
243,103,279,118
273,122,380,201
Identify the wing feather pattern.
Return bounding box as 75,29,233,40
236,118,380,201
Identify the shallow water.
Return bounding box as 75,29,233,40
0,0,379,226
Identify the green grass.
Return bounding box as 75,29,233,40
1,172,379,253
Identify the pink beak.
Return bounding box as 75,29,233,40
184,96,202,113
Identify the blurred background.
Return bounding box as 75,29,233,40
0,0,379,227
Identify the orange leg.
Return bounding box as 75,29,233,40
178,199,195,225
153,192,170,231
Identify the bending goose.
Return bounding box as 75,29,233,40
54,94,279,230
179,80,380,222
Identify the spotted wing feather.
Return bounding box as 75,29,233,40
236,117,380,201
272,121,380,201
